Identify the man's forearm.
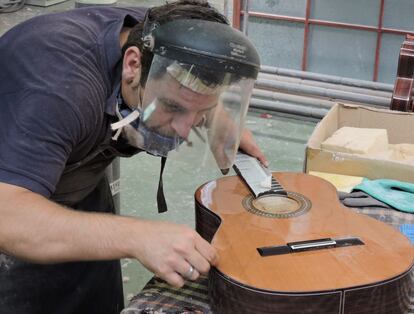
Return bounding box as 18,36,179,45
0,182,139,263
0,182,218,287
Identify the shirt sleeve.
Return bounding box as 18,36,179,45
0,90,84,197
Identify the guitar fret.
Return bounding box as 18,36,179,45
234,153,287,197
271,177,286,194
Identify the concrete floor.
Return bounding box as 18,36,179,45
0,0,317,304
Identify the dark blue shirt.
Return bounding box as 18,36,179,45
0,6,146,197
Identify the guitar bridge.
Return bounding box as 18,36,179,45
257,237,364,256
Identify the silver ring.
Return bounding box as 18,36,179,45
185,265,195,279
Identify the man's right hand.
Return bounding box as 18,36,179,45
129,221,218,288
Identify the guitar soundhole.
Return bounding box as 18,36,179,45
243,191,311,218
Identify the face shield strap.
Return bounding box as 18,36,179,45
157,156,168,213
111,84,140,140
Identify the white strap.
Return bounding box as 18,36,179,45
111,110,140,131
110,102,140,141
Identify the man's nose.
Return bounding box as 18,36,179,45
171,112,197,139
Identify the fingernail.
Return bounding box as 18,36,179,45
220,168,229,175
213,253,219,265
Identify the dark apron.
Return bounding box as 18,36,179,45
0,125,141,314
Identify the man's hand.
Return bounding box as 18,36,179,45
132,221,218,288
239,128,269,167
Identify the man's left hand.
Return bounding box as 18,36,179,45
239,128,269,167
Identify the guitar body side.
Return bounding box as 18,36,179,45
206,231,413,313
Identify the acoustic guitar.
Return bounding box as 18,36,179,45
390,34,414,112
195,153,414,313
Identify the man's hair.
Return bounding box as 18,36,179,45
122,0,229,87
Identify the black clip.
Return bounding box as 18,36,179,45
141,8,159,50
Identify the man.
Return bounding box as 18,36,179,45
0,1,266,313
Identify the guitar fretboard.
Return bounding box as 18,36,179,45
233,153,287,198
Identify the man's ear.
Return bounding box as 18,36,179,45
122,46,142,88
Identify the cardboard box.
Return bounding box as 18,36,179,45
304,103,414,183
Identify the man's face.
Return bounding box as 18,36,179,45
142,72,218,140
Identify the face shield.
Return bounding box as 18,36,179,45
136,55,255,171
126,18,260,173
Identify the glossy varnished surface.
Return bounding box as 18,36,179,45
195,172,414,293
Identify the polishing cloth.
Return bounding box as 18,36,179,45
353,178,414,213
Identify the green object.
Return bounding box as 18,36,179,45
353,178,414,213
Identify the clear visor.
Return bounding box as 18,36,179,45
138,55,255,171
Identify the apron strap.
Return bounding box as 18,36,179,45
157,156,168,213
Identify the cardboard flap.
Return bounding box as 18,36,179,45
337,103,414,144
307,104,339,149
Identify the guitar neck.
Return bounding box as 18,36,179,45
233,152,287,198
